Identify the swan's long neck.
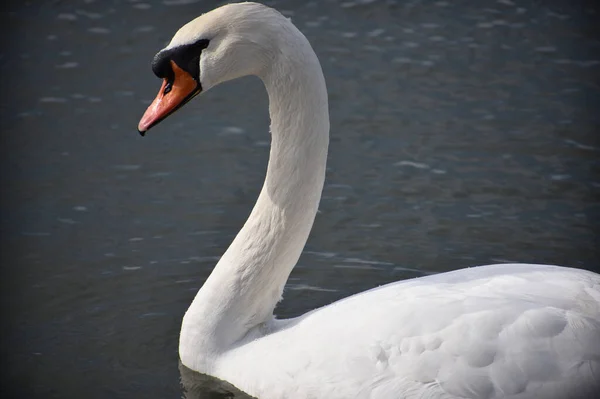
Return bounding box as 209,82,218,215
180,29,329,370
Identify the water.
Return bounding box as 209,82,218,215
1,0,598,397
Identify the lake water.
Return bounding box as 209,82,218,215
1,0,598,398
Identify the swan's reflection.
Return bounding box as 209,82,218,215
179,361,255,399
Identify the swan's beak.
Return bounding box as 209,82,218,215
138,60,201,135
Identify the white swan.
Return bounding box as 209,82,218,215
138,3,600,398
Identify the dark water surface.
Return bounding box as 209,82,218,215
1,0,598,398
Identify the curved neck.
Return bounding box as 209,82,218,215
180,31,329,371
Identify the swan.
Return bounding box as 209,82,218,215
137,3,600,398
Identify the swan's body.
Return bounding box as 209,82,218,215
138,3,600,398
210,264,600,399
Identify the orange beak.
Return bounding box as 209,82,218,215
138,60,201,135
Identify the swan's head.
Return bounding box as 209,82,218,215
138,2,287,134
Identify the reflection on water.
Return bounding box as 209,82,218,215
1,0,598,398
180,362,254,399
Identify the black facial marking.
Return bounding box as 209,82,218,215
151,39,210,84
151,51,173,81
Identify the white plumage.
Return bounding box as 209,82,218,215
138,3,600,398
216,264,600,399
